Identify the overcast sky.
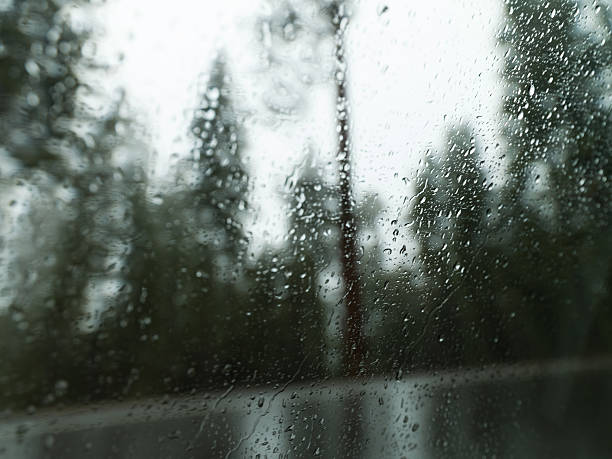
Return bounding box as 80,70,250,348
98,0,504,247
0,0,505,313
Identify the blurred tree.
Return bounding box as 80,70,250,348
98,57,252,396
0,0,99,175
235,158,338,384
404,0,612,371
405,126,504,368
495,0,612,358
280,160,337,376
0,0,134,408
420,2,612,453
257,0,364,376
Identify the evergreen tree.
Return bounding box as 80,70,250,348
99,57,251,396
406,125,502,368
420,4,612,451
405,0,612,371
0,0,133,408
0,0,96,175
493,0,612,359
257,0,364,375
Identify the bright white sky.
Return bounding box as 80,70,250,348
0,0,505,315
98,0,504,247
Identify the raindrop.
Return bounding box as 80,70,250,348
377,4,389,16
24,59,39,77
283,23,296,40
151,194,164,205
44,434,55,449
26,92,39,106
207,87,220,100
54,379,68,396
204,109,216,121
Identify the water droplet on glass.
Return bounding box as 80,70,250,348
44,434,55,449
377,4,389,16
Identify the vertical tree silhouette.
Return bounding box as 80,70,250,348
179,55,250,386
406,0,612,372
245,160,333,382
257,0,364,376
496,0,612,358
0,0,134,407
408,125,499,368
103,56,251,396
327,1,364,377
413,2,612,453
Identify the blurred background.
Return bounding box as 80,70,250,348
0,0,611,456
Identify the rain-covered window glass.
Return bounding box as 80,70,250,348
1,0,612,457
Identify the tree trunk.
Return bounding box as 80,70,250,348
333,8,364,377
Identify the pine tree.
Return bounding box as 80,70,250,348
495,0,612,358
257,0,364,376
0,0,135,408
406,0,612,371
101,57,251,396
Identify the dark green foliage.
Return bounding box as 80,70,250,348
0,0,99,174
0,0,134,408
401,0,612,371
93,57,253,397
1,0,612,415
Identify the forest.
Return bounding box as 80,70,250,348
0,0,611,413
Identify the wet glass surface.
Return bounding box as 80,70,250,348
1,0,611,457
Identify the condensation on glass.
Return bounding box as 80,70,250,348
1,0,611,457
